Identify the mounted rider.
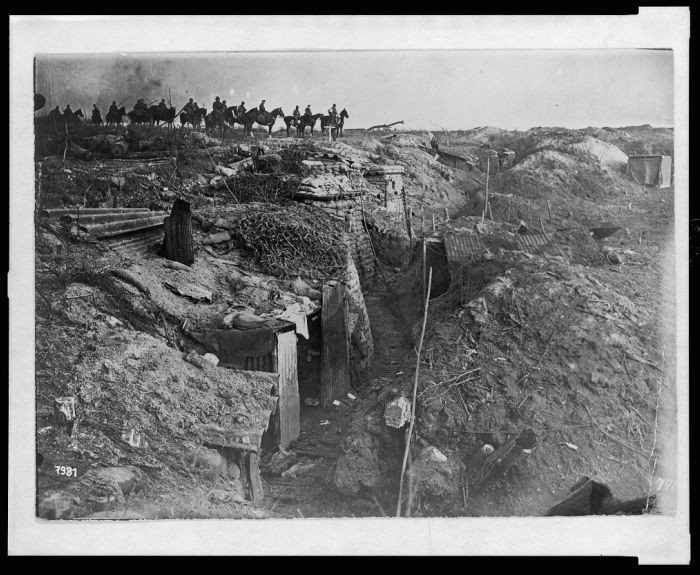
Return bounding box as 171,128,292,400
158,98,168,112
237,101,246,116
293,105,301,122
304,104,312,117
183,98,195,114
329,104,339,126
212,96,225,114
258,100,266,114
91,104,102,124
109,101,119,115
134,98,148,111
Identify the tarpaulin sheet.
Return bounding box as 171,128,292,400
627,156,672,188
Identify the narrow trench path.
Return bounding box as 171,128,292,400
261,275,415,518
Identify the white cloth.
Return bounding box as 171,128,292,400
279,302,309,339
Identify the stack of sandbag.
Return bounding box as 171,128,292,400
296,174,355,199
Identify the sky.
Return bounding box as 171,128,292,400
34,49,673,131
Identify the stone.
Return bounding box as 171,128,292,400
384,396,412,428
202,353,219,367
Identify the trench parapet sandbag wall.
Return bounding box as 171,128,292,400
321,283,350,408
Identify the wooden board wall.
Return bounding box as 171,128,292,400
276,330,300,448
321,283,350,408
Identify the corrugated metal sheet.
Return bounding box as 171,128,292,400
40,207,150,218
244,354,276,374
103,227,164,257
321,283,350,408
516,233,553,250
444,234,486,267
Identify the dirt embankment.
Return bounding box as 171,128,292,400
34,123,674,519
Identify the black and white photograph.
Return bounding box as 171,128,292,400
9,13,689,560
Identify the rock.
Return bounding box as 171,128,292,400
481,444,495,455
384,396,412,428
427,446,448,463
37,490,82,520
334,431,381,496
90,465,145,498
185,351,206,369
202,353,219,367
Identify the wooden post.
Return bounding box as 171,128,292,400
476,428,538,489
161,198,194,265
539,216,545,233
422,239,427,310
321,284,350,408
420,208,425,235
247,452,264,503
547,201,553,223
402,185,413,244
432,213,436,231
396,267,433,517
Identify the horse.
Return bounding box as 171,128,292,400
127,108,152,125
149,105,177,128
297,113,324,137
321,108,349,137
283,116,300,137
204,108,229,138
180,108,207,130
63,109,84,124
240,107,284,137
106,106,126,126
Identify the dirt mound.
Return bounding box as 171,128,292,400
405,247,665,516
567,136,628,172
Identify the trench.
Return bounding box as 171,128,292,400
260,235,453,517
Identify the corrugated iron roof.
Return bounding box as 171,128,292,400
444,232,555,269
444,234,486,266
516,233,553,250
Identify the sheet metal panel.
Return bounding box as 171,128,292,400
444,234,486,267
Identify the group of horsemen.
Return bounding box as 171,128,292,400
53,96,344,128
185,96,343,127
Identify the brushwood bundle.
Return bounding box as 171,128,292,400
231,205,348,279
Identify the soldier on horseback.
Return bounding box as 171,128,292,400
304,104,312,117
237,101,246,116
259,100,266,114
158,98,168,113
91,104,102,124
293,105,301,122
109,101,119,116
329,104,338,126
134,98,147,111
184,98,195,114
212,96,224,114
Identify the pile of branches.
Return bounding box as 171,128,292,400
231,205,348,278
228,174,301,204
279,141,320,174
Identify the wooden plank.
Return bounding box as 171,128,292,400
247,452,264,503
321,283,350,408
161,199,194,265
276,330,300,448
